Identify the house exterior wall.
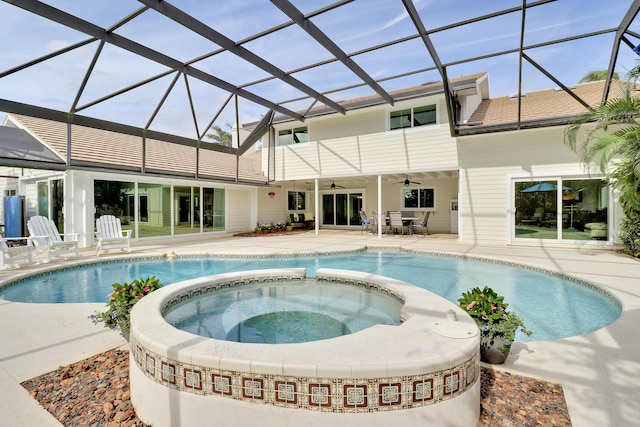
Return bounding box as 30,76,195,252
456,126,617,245
269,97,457,181
256,189,291,227
226,187,253,233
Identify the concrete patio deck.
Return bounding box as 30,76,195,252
0,230,638,426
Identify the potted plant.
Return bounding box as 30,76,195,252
285,219,293,232
268,191,276,199
90,276,163,339
458,285,532,364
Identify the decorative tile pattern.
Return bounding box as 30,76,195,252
242,378,264,399
412,378,434,403
184,368,203,391
212,374,233,395
466,361,476,386
444,371,460,395
378,383,402,406
343,384,368,408
145,354,156,376
275,381,297,404
161,361,176,385
308,383,332,408
134,347,478,413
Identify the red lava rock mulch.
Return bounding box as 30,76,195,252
479,368,571,426
21,349,571,426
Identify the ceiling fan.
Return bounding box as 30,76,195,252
325,181,345,190
398,176,421,186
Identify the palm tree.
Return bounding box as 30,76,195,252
579,70,620,82
564,83,640,256
206,124,232,147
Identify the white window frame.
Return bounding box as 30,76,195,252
287,190,306,212
401,186,435,210
277,126,309,146
389,104,437,131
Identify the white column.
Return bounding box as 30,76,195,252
377,175,382,238
315,178,319,236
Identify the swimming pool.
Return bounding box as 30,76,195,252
0,249,621,342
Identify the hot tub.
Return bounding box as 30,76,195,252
129,268,480,426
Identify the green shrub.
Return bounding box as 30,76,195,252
90,276,163,337
620,209,640,258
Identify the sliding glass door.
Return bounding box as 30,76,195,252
321,192,363,226
514,178,609,241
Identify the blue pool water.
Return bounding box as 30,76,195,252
0,250,621,342
164,280,402,343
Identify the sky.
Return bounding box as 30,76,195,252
0,0,639,141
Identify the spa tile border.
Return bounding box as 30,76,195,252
131,335,479,413
160,275,406,317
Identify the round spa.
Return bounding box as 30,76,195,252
129,268,480,427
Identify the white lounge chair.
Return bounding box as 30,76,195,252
95,215,131,256
0,235,35,270
27,215,79,261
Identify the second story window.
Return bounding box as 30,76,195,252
390,105,436,130
278,126,308,146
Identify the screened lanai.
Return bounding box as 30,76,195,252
1,0,640,180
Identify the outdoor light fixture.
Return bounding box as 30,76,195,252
404,178,410,187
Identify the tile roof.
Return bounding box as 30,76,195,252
8,114,267,183
466,79,631,129
272,72,488,123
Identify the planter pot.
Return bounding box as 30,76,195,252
480,335,510,364
285,226,293,232
262,230,269,234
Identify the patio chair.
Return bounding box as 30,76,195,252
27,215,78,261
371,211,380,234
0,235,35,269
412,211,431,235
359,210,372,234
388,211,410,235
95,215,132,256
